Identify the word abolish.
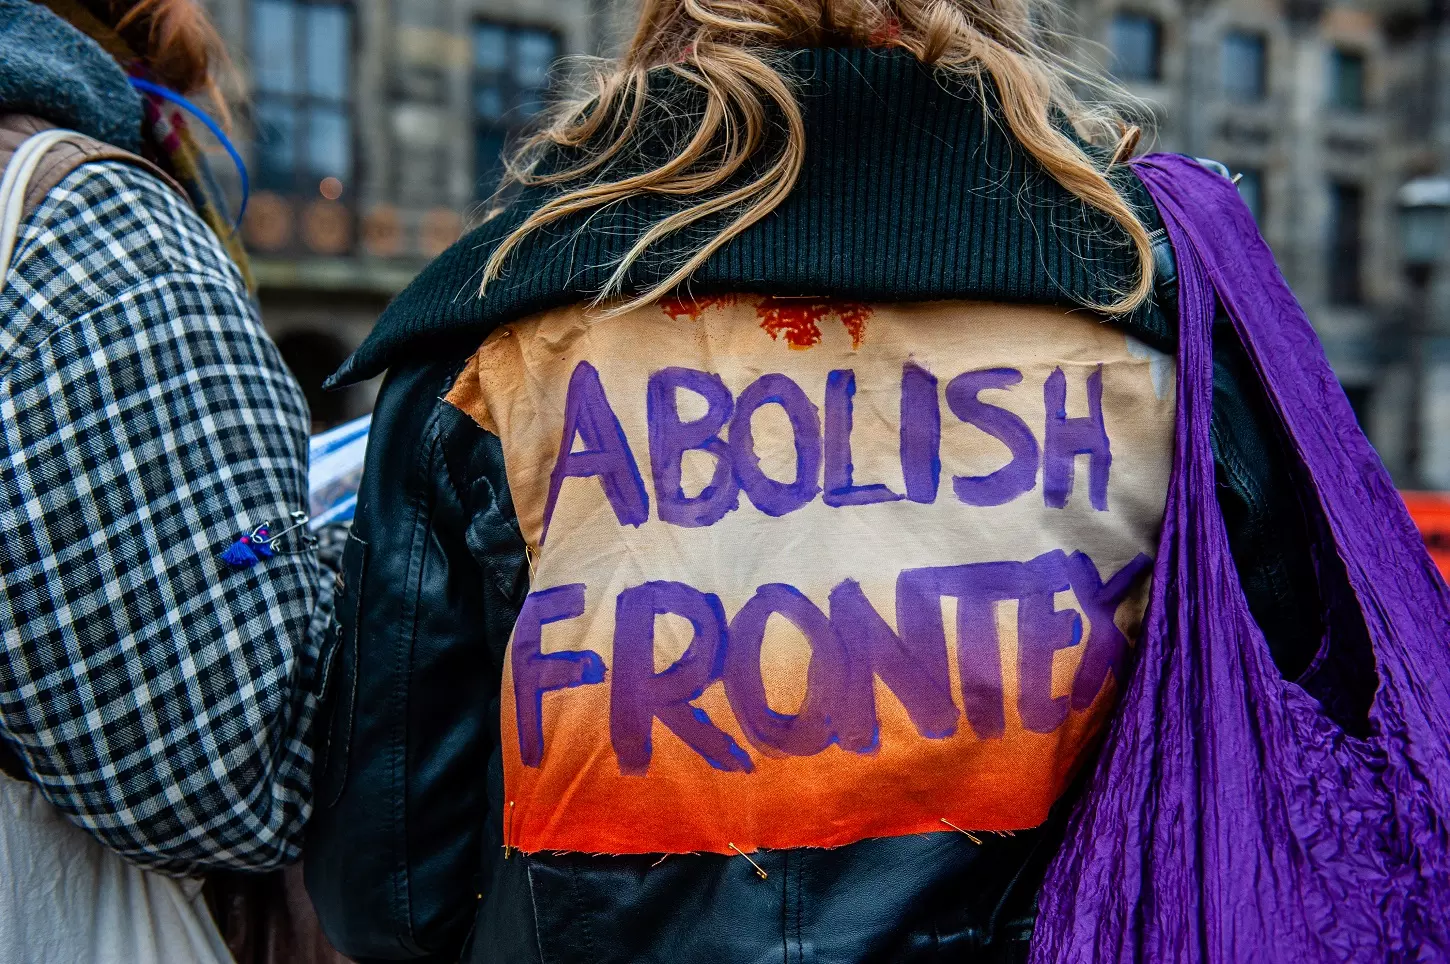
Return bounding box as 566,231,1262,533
543,361,1113,538
514,549,1149,774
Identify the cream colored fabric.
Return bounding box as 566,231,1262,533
448,295,1176,856
0,772,233,964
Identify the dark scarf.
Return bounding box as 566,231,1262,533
330,47,1165,388
0,0,141,149
0,0,251,287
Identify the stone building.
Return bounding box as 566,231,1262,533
210,0,1449,487
1070,0,1441,481
203,0,603,427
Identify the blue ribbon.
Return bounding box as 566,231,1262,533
127,77,250,228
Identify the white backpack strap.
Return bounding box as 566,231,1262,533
0,128,86,292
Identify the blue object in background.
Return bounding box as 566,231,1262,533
309,415,369,528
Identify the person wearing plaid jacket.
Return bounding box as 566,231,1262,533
0,0,336,891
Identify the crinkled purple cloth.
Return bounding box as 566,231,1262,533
1030,154,1450,962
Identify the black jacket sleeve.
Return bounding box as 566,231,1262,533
304,354,527,962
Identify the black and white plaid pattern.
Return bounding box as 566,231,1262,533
0,161,335,874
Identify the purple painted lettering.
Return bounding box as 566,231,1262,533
900,362,941,504
610,581,753,775
647,367,740,527
724,584,845,757
900,563,1014,740
1014,551,1083,734
1043,365,1112,511
543,361,650,540
513,585,604,767
728,373,822,517
824,370,902,507
1068,552,1152,710
946,368,1040,507
898,551,1077,740
828,579,958,748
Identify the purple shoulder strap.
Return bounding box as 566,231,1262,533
1029,154,1450,962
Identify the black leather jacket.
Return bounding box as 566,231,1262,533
305,232,1339,964
307,346,1053,964
305,55,1339,958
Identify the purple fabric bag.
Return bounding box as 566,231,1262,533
1030,154,1450,962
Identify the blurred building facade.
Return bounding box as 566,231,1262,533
1068,0,1450,486
211,0,1450,488
203,0,602,427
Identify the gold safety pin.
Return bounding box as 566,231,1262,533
940,818,984,845
728,842,768,879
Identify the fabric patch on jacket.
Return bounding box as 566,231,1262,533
446,296,1175,856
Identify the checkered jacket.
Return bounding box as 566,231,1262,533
0,160,337,874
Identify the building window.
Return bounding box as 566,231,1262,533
1235,167,1264,222
1328,48,1366,111
1327,182,1364,305
1110,13,1163,83
473,23,562,197
1221,31,1267,103
251,0,354,196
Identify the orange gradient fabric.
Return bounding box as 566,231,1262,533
446,296,1176,855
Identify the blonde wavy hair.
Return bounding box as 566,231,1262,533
481,0,1154,316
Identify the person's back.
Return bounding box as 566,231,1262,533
307,9,1324,964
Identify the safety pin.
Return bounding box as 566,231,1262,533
728,843,768,879
940,818,983,845
220,510,312,569
252,510,311,547
503,801,516,859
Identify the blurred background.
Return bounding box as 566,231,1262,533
200,0,1450,492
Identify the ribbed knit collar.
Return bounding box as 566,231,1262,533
331,47,1164,388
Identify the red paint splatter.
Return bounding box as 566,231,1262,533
868,15,902,47
757,298,829,349
756,297,873,350
659,294,736,321
835,302,873,350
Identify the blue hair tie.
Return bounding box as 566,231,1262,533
127,77,250,229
